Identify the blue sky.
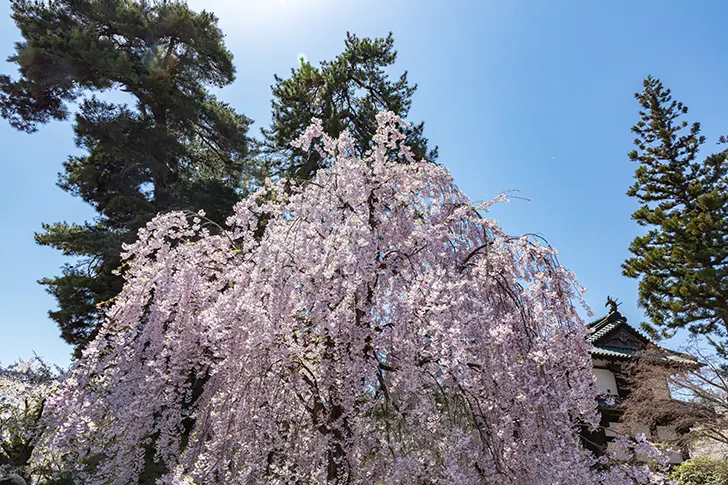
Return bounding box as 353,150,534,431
1,0,727,367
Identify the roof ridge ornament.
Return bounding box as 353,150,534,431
605,295,622,315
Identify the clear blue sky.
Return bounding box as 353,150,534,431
1,0,727,367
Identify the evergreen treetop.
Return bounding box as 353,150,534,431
261,32,437,182
624,76,728,354
1,0,257,352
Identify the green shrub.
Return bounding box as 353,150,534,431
670,457,728,485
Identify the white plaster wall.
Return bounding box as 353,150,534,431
593,368,619,396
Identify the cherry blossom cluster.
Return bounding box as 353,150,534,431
0,357,61,480
42,112,664,484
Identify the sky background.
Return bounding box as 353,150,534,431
1,0,727,367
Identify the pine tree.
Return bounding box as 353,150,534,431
0,0,257,352
261,33,437,181
624,76,728,353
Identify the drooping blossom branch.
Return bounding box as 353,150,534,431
42,112,663,484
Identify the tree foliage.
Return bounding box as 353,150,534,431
261,33,437,182
0,357,60,483
39,114,665,484
669,457,728,485
0,0,257,352
623,76,728,353
621,343,728,454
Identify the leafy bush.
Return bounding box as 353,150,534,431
670,457,728,485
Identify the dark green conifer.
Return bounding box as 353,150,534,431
624,76,728,354
261,33,437,181
1,0,257,352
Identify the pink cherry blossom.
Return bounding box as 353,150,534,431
42,112,664,484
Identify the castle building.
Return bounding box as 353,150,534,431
582,302,696,463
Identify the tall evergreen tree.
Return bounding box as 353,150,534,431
261,33,437,181
1,0,257,353
624,76,728,353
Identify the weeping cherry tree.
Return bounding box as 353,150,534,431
42,113,664,485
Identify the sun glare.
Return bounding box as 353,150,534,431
189,0,328,21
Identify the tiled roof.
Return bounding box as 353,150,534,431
587,319,623,344
591,347,637,360
587,311,651,343
587,310,698,365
